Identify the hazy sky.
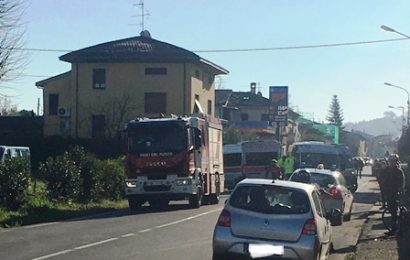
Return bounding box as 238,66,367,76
3,0,410,123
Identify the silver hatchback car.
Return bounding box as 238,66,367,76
290,168,354,225
213,179,341,260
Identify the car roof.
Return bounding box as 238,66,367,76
236,178,316,193
294,168,340,176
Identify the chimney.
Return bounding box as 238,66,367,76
250,82,256,94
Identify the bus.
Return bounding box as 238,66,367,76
223,140,280,190
291,141,357,192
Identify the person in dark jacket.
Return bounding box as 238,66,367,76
383,154,405,235
266,159,284,180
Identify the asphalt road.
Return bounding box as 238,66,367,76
0,166,379,260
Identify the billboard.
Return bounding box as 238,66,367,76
269,86,288,124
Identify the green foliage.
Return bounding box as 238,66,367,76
39,152,81,202
0,158,31,210
98,158,126,200
39,146,125,203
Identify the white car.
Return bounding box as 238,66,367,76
289,168,354,225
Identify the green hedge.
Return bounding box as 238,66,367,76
39,146,125,203
0,158,31,210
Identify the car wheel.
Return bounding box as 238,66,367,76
212,252,227,260
189,187,202,208
343,203,353,221
128,198,142,210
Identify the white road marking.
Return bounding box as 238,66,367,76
153,208,222,230
121,233,135,238
23,222,58,229
74,238,118,250
32,249,75,260
139,228,152,233
30,207,222,260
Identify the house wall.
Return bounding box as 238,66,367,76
42,74,73,136
42,62,216,138
230,107,270,121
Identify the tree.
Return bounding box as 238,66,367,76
0,0,25,83
0,95,17,115
326,95,344,128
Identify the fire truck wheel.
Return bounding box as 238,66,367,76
128,198,142,210
209,194,220,204
189,187,203,208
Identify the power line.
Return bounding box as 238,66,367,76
7,37,410,54
194,38,410,53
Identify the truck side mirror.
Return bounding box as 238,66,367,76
194,128,202,149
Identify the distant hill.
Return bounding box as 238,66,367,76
344,112,403,137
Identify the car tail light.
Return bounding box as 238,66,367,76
217,210,231,227
329,186,343,199
302,218,317,235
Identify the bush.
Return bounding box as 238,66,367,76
39,146,126,203
0,158,31,210
39,152,81,202
99,158,126,200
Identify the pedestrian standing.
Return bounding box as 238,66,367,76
266,159,284,180
284,155,296,180
383,154,405,235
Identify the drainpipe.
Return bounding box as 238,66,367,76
75,64,79,138
183,63,187,115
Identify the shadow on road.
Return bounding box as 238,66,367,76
353,192,380,205
332,245,356,254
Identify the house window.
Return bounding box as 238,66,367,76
145,93,166,113
207,100,212,115
261,114,270,121
92,115,105,138
93,68,106,89
145,67,167,75
240,113,249,121
49,94,59,115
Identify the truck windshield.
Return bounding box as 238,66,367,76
128,121,187,154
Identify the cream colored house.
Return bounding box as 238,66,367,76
36,31,228,138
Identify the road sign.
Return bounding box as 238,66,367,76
269,86,288,124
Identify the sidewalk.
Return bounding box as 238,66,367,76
355,202,410,260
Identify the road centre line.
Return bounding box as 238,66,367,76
121,233,135,237
74,238,118,250
152,208,222,229
31,207,222,260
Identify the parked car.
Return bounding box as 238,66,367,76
289,168,354,224
212,178,341,260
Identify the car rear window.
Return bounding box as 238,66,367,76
309,173,336,188
229,185,310,214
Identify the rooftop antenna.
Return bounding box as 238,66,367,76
133,0,150,31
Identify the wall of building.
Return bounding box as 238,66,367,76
42,62,217,138
42,74,73,136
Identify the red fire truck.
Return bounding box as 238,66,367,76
125,115,224,209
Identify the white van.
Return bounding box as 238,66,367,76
0,145,31,164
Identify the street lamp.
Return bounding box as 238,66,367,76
388,105,405,134
384,82,410,127
380,25,410,39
